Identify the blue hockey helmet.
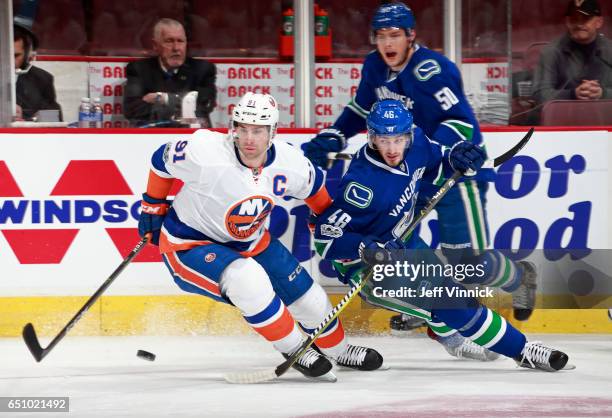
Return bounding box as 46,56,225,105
371,2,415,33
366,99,414,150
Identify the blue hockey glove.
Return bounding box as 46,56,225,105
359,236,407,266
449,141,486,176
138,193,170,245
301,128,346,168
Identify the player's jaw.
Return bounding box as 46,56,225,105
376,143,405,167
234,123,271,166
381,150,403,167
375,29,413,71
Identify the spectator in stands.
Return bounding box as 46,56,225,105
124,18,216,127
533,0,612,104
13,22,62,121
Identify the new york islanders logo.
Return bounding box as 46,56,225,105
225,196,274,239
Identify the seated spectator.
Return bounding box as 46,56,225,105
532,0,612,104
14,22,62,121
123,18,216,127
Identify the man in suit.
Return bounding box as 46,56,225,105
124,18,217,127
14,23,62,121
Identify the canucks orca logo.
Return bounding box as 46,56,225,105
225,196,274,239
414,59,441,81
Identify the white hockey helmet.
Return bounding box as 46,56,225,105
231,92,280,145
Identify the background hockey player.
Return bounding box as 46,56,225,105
301,1,537,332
138,92,383,381
313,99,569,372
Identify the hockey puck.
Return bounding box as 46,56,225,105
136,350,156,361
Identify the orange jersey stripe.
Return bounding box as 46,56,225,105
315,320,346,349
252,305,296,342
304,186,332,215
164,251,221,297
146,170,175,199
159,231,212,254
239,230,271,257
159,230,271,258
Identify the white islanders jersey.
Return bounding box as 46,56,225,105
150,129,324,255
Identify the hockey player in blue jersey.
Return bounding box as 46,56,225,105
313,99,569,372
301,1,537,332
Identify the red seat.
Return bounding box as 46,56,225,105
89,0,184,56
540,100,612,126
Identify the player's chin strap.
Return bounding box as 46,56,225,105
224,128,534,384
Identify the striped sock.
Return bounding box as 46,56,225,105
427,320,456,338
243,295,303,354
458,306,525,357
477,251,521,292
301,318,348,359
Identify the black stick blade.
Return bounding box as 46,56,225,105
492,127,534,167
22,323,45,362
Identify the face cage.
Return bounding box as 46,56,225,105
367,130,414,151
229,120,276,149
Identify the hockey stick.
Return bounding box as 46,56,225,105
22,236,150,362
327,151,354,162
224,128,534,384
327,128,534,169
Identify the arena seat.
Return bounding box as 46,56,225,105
540,100,612,126
31,0,87,54
89,0,184,56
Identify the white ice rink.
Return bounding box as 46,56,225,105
1,334,611,417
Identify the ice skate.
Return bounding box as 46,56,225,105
283,347,336,382
335,344,385,371
514,341,569,372
390,313,427,336
513,261,537,321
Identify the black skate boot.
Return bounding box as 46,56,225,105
390,313,427,335
514,341,569,372
283,347,336,382
335,344,385,371
513,261,537,321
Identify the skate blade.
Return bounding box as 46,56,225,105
562,363,576,370
306,370,337,382
390,329,425,338
337,362,390,371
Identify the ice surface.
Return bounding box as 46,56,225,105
1,334,611,417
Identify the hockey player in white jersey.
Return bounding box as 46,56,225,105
137,92,384,381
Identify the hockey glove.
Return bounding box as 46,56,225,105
138,193,170,245
307,212,319,235
359,236,407,266
449,141,486,176
301,128,346,168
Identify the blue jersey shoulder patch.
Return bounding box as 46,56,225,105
344,182,373,208
413,59,441,81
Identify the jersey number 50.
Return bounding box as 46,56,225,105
434,87,459,111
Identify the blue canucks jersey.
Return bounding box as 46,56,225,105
336,45,482,147
314,127,452,264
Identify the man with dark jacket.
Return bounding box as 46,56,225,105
14,23,62,121
533,0,612,104
124,18,216,127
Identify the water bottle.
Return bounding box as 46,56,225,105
78,97,91,128
92,98,103,128
315,5,329,36
282,8,294,36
